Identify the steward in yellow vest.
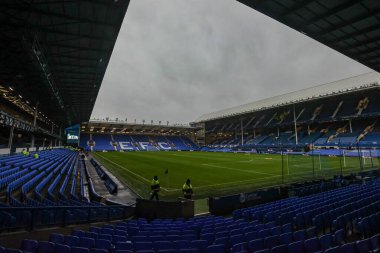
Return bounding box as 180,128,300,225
182,179,193,199
150,176,160,200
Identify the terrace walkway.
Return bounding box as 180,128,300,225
85,155,138,204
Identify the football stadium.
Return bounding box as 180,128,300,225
0,1,380,253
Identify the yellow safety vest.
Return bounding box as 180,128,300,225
151,179,160,191
182,183,193,194
34,153,39,159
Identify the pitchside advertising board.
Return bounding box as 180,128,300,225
208,187,286,215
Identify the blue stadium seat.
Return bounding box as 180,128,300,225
72,230,86,238
248,239,265,252
272,244,289,253
55,244,70,253
97,234,112,242
134,242,153,251
79,237,95,249
154,241,172,251
340,242,358,253
254,249,271,253
319,234,334,251
91,249,108,253
179,249,199,253
173,240,190,250
264,235,279,249
36,241,55,253
49,233,64,244
206,244,225,253
288,241,305,253
282,223,292,233
304,237,321,253
324,246,340,253
293,229,306,242
370,234,380,252
94,239,111,251
71,247,90,253
280,232,293,245
64,235,80,247
115,242,134,251
5,249,22,253
157,250,177,253
356,239,371,253
190,240,208,253
21,239,38,252
231,242,248,253
244,231,257,242
334,229,345,245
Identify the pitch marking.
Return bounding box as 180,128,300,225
201,163,275,176
193,175,281,189
96,154,176,192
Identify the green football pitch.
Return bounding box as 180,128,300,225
92,151,379,200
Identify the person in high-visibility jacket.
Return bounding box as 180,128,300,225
150,175,160,200
22,149,30,156
182,179,193,199
33,153,39,159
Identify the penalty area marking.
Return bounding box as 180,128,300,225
96,154,362,193
201,163,276,176
95,154,177,192
193,175,281,189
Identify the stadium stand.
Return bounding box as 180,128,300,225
199,73,380,154
1,0,380,251
0,149,133,231
2,179,380,252
80,134,199,152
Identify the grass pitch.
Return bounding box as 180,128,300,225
92,151,379,200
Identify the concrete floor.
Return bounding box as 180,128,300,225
85,156,138,204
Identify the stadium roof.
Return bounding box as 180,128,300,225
196,71,380,122
0,0,130,127
237,0,380,73
81,120,199,136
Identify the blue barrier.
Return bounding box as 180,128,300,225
90,158,118,194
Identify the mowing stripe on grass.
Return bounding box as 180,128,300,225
193,175,281,189
201,163,275,176
96,153,178,192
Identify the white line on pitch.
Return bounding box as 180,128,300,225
201,163,275,176
193,175,281,189
96,154,173,192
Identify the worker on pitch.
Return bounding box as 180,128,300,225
182,178,193,199
150,175,160,201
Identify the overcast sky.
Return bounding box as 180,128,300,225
91,0,371,124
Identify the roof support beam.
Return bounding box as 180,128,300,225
347,44,380,55
327,23,380,44
341,34,380,51
318,7,380,36
278,0,316,18
48,43,108,53
1,4,116,27
302,0,360,27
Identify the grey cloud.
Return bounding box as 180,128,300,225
91,0,371,124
